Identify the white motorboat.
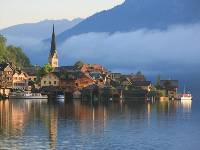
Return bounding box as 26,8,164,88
9,91,48,99
181,86,192,101
181,93,192,101
57,95,65,102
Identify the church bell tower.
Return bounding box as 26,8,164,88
48,25,58,68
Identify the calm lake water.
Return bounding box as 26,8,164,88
0,98,199,150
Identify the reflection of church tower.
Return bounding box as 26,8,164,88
48,25,58,68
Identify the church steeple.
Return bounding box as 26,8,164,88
48,25,59,68
50,24,56,56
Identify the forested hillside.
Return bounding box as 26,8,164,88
0,35,31,67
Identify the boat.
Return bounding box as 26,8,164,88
180,86,192,101
9,91,48,99
181,93,192,101
57,95,65,102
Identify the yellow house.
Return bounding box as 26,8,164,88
12,71,29,90
41,72,60,87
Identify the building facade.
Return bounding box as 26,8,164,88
41,72,60,87
0,62,14,89
12,71,29,90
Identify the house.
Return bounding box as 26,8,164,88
80,64,107,74
75,74,95,89
0,62,14,97
110,73,122,80
160,80,178,98
119,76,132,88
0,62,14,89
40,72,60,87
59,71,94,92
89,72,106,85
132,81,151,92
12,71,29,90
59,79,76,92
22,65,41,82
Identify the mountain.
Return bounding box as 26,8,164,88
56,0,200,43
0,18,83,40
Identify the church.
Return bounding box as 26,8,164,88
47,25,76,73
48,25,59,68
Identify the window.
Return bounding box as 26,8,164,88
44,81,46,84
54,81,56,85
34,78,36,81
49,81,51,85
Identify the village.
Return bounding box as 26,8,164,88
0,26,179,102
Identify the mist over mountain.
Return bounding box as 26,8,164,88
0,18,83,40
0,18,83,65
56,0,200,43
0,0,199,91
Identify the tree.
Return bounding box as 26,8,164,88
156,74,161,89
0,35,31,67
74,60,84,69
43,64,54,73
36,64,54,82
0,35,7,62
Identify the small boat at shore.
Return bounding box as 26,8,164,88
181,93,192,101
9,91,48,99
56,95,65,102
180,86,192,101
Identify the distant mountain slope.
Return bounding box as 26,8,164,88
0,18,83,39
56,0,200,43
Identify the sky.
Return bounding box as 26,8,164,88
0,0,124,29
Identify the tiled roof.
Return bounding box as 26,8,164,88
133,81,151,86
54,66,76,72
160,80,178,88
0,62,13,71
22,66,41,76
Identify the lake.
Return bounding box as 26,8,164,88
0,98,199,150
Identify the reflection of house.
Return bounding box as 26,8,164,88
0,100,27,137
133,81,151,92
41,72,60,87
12,71,29,90
160,80,178,98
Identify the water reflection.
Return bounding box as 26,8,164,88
181,100,192,113
0,99,195,149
